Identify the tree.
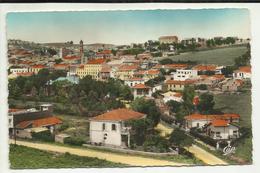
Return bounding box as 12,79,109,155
182,86,195,114
166,100,182,113
131,97,161,127
127,119,149,146
169,128,193,147
159,58,173,65
197,93,215,114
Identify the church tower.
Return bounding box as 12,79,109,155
80,40,85,64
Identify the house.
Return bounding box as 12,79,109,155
8,104,62,139
233,66,251,79
89,108,146,147
159,35,178,44
192,64,217,74
53,63,69,71
162,91,183,103
171,69,198,81
221,79,243,92
196,74,225,88
164,80,196,91
152,64,189,72
115,64,138,81
132,84,152,99
100,65,112,81
184,113,240,129
76,58,106,79
133,69,160,81
205,120,240,140
124,77,145,87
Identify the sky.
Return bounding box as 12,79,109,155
7,9,251,45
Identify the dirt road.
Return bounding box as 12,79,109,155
157,123,227,165
9,140,188,167
186,145,227,165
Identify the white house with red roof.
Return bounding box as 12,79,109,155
184,113,240,140
233,66,251,79
205,119,240,140
171,69,198,81
131,83,152,99
89,108,146,147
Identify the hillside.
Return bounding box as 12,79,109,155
166,46,248,66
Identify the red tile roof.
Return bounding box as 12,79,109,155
193,64,217,71
16,116,62,129
132,83,151,89
87,58,106,65
53,64,69,68
8,108,26,113
147,69,160,75
63,55,80,60
235,66,251,73
127,77,144,81
31,65,46,69
165,64,189,69
211,119,228,127
118,65,138,71
90,108,146,121
96,50,112,55
184,113,240,120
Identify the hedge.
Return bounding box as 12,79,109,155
64,137,85,146
189,129,216,147
32,130,54,142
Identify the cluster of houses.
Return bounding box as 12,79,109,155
8,38,251,149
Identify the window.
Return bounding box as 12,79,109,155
102,123,106,131
216,132,221,137
112,124,116,131
197,123,199,128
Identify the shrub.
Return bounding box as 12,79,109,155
64,137,85,146
57,123,69,132
143,134,170,153
160,114,175,124
189,128,216,147
31,130,54,142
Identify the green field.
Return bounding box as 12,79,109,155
214,91,252,163
9,144,126,169
214,91,252,128
166,46,248,66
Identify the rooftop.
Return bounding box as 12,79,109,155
90,108,146,121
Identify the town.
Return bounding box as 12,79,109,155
8,35,252,167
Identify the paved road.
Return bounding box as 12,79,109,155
9,140,188,167
157,123,228,165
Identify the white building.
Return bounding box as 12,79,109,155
131,84,152,99
10,67,29,74
171,69,198,81
124,78,145,87
162,91,183,103
184,113,240,129
233,66,251,79
206,120,240,140
89,108,146,147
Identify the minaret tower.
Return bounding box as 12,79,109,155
80,40,84,64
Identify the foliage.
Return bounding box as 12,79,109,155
189,128,216,147
143,133,170,153
130,97,161,127
31,130,54,142
169,128,193,147
197,93,215,114
127,119,150,146
145,76,165,87
195,84,208,90
9,144,125,169
166,100,182,113
123,48,145,56
182,86,195,114
64,137,85,146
